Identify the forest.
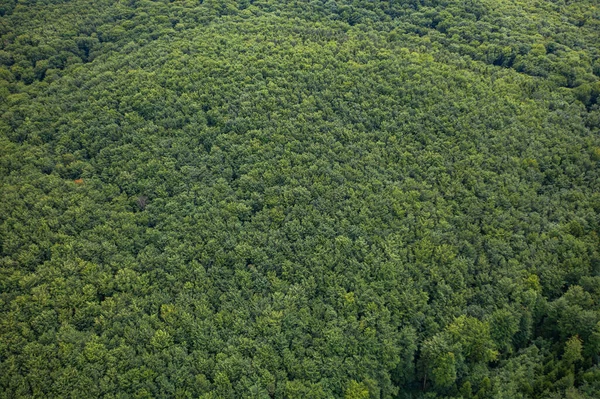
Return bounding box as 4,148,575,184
0,0,599,398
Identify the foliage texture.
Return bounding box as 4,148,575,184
1,0,599,398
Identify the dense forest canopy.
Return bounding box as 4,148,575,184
1,0,599,398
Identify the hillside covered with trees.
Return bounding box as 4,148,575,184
1,0,599,398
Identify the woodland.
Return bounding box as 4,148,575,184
0,0,600,398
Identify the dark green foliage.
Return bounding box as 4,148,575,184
1,0,599,398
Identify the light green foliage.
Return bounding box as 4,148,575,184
431,352,457,389
447,316,497,363
344,380,370,399
564,336,583,366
